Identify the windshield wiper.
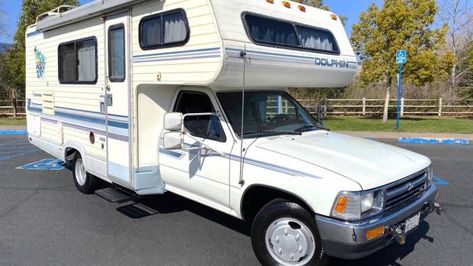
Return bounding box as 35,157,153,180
295,125,330,133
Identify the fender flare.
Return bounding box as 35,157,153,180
63,141,87,168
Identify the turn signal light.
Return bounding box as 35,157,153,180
366,226,385,240
334,195,348,213
282,1,291,8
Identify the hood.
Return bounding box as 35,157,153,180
253,131,431,190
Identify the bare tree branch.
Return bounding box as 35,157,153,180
439,0,473,99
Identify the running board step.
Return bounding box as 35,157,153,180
117,203,158,219
94,187,134,203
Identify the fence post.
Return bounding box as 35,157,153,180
323,98,328,116
362,98,366,116
12,97,17,118
400,98,405,117
438,97,443,117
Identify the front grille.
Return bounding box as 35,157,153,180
384,171,428,213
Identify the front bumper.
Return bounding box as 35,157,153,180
315,184,439,260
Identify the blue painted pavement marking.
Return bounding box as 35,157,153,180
399,137,470,145
16,159,65,171
0,141,39,161
0,129,27,135
433,175,449,186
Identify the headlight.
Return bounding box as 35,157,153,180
331,190,384,221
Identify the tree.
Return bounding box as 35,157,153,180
351,0,451,122
3,0,78,95
439,0,473,100
459,40,473,98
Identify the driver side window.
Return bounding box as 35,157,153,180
173,91,226,142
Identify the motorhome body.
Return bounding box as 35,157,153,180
26,0,440,265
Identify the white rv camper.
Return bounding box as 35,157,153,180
26,0,440,265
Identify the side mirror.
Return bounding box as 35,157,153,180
164,112,183,131
163,132,183,150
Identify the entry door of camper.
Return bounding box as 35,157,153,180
104,12,131,185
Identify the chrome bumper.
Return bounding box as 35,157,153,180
315,184,439,260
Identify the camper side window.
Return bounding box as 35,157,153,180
139,9,189,50
173,91,226,142
108,24,125,82
58,37,97,84
242,13,340,54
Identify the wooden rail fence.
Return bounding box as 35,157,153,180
300,98,473,117
0,100,26,117
1,98,472,118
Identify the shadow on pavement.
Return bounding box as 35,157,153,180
129,192,251,236
122,191,434,266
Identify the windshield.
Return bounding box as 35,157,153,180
217,91,323,138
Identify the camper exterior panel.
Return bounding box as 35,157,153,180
209,0,357,89
25,16,112,183
130,0,222,85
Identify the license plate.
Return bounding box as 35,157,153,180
405,212,421,232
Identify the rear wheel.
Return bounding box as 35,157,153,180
251,200,325,266
72,153,98,194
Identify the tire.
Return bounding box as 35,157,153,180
72,153,98,194
251,199,326,266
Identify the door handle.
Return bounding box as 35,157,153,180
100,94,113,113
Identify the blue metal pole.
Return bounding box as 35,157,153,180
396,64,402,130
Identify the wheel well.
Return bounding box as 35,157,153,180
241,185,314,222
64,147,79,165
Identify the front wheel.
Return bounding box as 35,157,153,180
72,153,98,194
251,200,325,266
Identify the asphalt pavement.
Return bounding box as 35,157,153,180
0,135,472,266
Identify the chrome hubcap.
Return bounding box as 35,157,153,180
74,158,86,186
265,218,315,266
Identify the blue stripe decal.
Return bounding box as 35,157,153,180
226,48,358,68
226,153,321,179
28,108,129,141
42,117,128,142
160,147,319,179
133,47,221,63
399,137,470,145
132,46,356,69
133,47,220,58
55,105,128,120
27,102,129,130
31,102,128,121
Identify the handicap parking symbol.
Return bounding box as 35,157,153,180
17,159,65,171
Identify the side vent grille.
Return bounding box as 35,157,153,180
42,91,55,115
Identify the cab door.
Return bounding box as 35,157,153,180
104,12,131,186
159,89,234,210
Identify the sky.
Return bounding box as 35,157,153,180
1,0,382,43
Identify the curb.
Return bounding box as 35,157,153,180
399,137,470,145
0,129,28,135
